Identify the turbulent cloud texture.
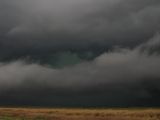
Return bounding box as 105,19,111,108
0,0,160,61
0,0,160,106
0,34,160,106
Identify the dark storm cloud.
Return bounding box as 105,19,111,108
0,34,160,106
0,0,160,61
0,0,160,107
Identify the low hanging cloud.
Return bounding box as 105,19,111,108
0,34,160,107
0,0,160,107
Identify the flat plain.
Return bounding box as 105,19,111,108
0,108,160,120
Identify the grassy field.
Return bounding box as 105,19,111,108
0,108,160,120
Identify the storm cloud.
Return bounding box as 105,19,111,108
0,0,160,61
0,34,160,106
0,0,160,107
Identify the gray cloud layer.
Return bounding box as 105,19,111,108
0,0,160,61
0,0,160,107
0,34,160,106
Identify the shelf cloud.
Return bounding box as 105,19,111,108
0,34,160,106
0,0,160,106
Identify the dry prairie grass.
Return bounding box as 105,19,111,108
0,108,160,120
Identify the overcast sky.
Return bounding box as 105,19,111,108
0,0,160,107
